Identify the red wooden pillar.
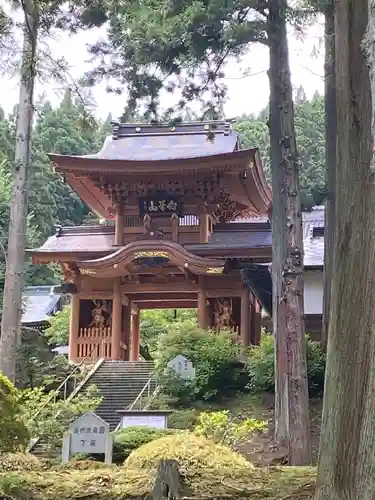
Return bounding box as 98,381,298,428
253,298,262,345
198,276,208,329
69,295,80,363
111,277,122,360
240,289,250,345
130,308,140,361
122,302,131,361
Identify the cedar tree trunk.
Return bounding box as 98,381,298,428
315,0,375,497
321,0,336,350
0,4,38,382
268,0,311,465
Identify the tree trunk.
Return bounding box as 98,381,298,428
321,0,336,350
0,4,38,382
268,0,311,465
315,0,375,497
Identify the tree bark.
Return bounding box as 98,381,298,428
321,0,336,350
268,0,311,465
315,0,375,497
0,3,38,382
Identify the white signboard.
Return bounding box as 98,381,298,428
167,354,196,380
120,414,167,429
62,412,113,464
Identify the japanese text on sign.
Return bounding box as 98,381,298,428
139,197,182,216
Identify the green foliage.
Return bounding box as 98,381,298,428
195,410,266,447
20,385,102,454
0,375,29,452
247,333,326,396
141,309,196,352
168,408,200,430
16,327,74,390
155,323,249,402
85,0,312,120
0,96,110,297
45,306,70,346
235,92,326,210
113,426,175,462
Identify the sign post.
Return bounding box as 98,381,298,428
62,412,113,464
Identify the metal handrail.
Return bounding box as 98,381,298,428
128,377,152,411
29,338,105,423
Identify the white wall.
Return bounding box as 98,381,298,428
304,270,323,315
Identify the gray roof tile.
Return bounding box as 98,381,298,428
22,286,61,324
82,121,239,162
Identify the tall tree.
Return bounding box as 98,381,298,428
0,0,39,382
84,0,311,464
0,0,101,381
322,0,335,349
268,0,310,464
315,0,375,496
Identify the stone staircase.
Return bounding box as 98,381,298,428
30,360,156,456
87,360,156,430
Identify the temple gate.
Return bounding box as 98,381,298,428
29,121,272,363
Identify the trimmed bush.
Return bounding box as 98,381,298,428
0,375,29,452
155,323,250,402
125,432,251,471
247,332,326,396
114,426,175,462
0,453,41,472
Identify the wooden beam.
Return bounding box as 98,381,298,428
135,300,197,309
128,292,197,301
121,282,198,293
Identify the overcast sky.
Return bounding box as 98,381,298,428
0,12,324,121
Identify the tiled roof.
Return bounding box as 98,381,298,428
302,206,325,267
30,207,325,266
22,286,61,325
80,121,239,162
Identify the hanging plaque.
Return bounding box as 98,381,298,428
139,196,183,217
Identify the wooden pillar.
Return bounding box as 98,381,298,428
253,299,262,345
240,289,250,345
198,276,208,329
122,302,131,360
69,295,80,363
111,278,122,360
199,213,210,243
115,201,124,245
171,213,179,242
130,308,140,361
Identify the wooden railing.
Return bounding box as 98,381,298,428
77,327,112,361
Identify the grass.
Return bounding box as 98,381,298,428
0,465,316,499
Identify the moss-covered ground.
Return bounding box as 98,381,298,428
0,464,316,499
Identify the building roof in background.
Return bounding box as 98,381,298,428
22,286,61,325
302,206,324,267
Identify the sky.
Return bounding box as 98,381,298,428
0,12,324,121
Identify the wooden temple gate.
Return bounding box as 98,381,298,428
29,120,271,363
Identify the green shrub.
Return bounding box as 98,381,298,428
0,375,29,452
155,323,250,402
168,409,200,430
0,453,41,472
113,426,175,462
195,410,267,447
247,332,326,396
